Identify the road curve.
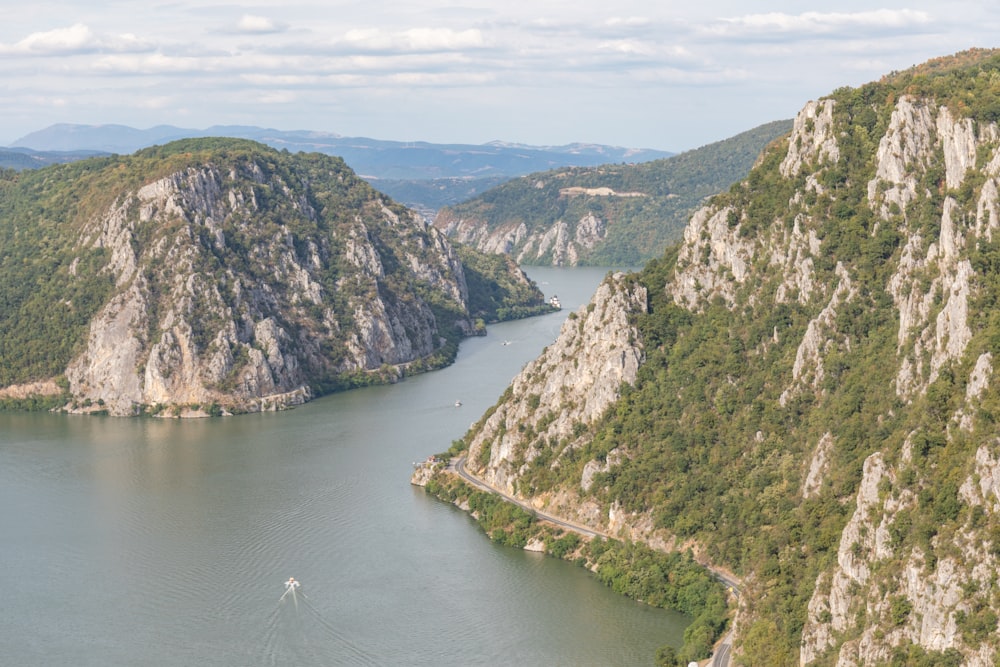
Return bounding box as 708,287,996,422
449,455,739,667
453,456,606,539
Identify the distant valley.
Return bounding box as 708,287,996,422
434,119,792,265
5,121,792,263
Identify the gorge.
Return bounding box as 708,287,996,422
6,47,1000,667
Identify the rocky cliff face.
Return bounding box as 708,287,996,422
790,95,1000,667
453,52,1000,665
464,271,647,511
664,85,1000,664
436,204,609,266
1,140,542,416
67,157,469,415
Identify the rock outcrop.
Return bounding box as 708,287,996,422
464,272,647,510
0,140,546,416
436,208,608,267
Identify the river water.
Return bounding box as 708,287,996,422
0,267,687,666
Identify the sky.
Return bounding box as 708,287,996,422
2,1,999,152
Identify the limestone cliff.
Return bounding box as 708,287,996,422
436,206,609,267
464,272,647,505
448,50,1000,665
0,139,547,416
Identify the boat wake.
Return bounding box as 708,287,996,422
253,584,378,666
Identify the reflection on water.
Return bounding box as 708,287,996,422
0,267,687,666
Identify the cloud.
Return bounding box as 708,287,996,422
403,27,486,51
710,9,934,39
596,40,695,63
236,15,287,35
605,17,653,28
337,27,487,53
92,52,209,75
136,96,173,110
257,90,298,104
0,23,151,56
598,39,656,57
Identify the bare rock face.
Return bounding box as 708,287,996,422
464,272,646,502
66,283,149,415
55,148,477,416
780,99,840,179
438,208,609,267
801,432,834,500
874,100,991,400
670,205,755,310
801,437,1000,667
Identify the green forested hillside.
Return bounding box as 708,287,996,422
578,51,1000,664
454,245,555,325
0,149,108,171
0,140,375,387
442,50,1000,665
434,120,792,265
0,139,549,411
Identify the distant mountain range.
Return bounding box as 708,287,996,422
8,124,672,180
0,147,108,170
6,124,674,217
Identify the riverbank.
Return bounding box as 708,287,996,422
413,455,733,666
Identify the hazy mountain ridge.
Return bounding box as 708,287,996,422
0,138,549,416
433,119,793,266
438,49,1000,665
10,123,673,172
8,123,673,220
0,147,107,170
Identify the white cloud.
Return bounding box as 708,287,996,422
236,15,286,35
0,23,152,56
404,27,486,51
386,70,497,86
257,90,298,104
136,96,173,110
92,52,209,75
2,24,96,55
598,39,655,56
605,17,652,28
339,27,487,53
711,9,934,38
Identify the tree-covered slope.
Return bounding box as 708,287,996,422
0,139,549,415
434,119,792,266
446,49,1000,665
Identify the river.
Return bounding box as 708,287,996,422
0,267,687,666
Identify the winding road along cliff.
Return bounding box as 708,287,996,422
448,455,739,667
